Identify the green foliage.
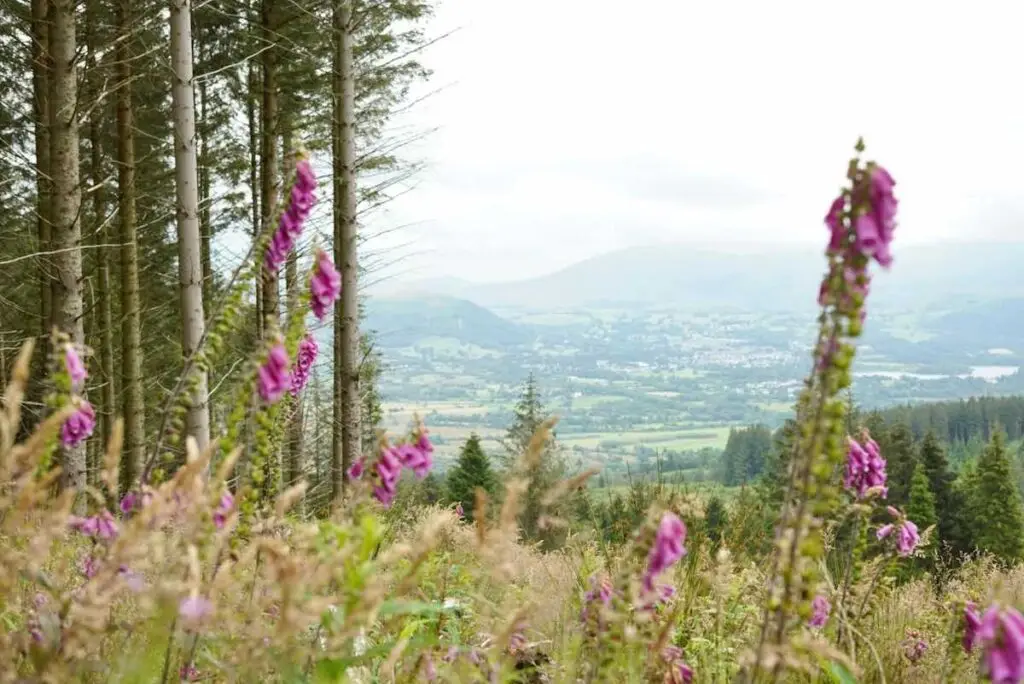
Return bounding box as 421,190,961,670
719,424,773,486
967,429,1024,564
906,463,937,535
445,434,495,522
703,495,728,549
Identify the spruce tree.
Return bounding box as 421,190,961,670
906,463,937,533
918,430,969,557
446,434,495,522
968,430,1024,564
884,422,918,507
704,495,729,549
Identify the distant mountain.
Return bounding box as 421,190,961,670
375,242,1024,313
365,295,531,348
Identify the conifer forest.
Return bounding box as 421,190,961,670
1,1,1024,682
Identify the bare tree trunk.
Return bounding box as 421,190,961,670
85,0,114,486
117,0,145,490
29,0,52,429
282,116,303,513
247,58,262,336
332,0,360,509
198,36,213,307
169,0,211,453
259,0,279,336
49,0,86,511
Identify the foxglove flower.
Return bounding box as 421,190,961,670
877,509,920,557
844,436,887,499
79,554,99,579
853,166,898,268
809,595,830,628
373,445,402,507
965,602,982,653
65,344,87,388
347,457,365,480
454,502,464,518
62,401,96,448
902,629,928,664
662,645,694,684
70,509,118,540
973,604,1024,683
213,491,234,530
310,250,341,321
264,158,317,274
397,443,431,479
258,344,291,404
644,512,687,591
824,195,846,253
289,333,318,396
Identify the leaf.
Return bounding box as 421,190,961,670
825,660,859,684
377,599,456,618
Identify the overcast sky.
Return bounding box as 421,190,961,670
365,0,1024,285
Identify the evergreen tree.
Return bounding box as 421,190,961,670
704,495,729,549
918,430,969,557
968,430,1024,564
446,434,496,522
883,422,918,507
502,375,567,549
906,463,937,533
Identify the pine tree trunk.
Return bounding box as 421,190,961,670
169,0,211,453
282,117,303,512
247,58,262,336
259,0,279,336
85,0,114,485
30,0,51,428
48,0,86,511
198,36,213,307
332,0,360,508
117,0,145,491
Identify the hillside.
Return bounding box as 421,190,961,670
375,241,1024,313
364,295,531,348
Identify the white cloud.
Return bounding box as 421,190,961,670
364,0,1024,283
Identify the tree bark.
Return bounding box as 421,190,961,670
247,58,262,336
30,0,51,345
49,0,86,510
332,0,360,508
117,0,145,490
29,0,52,432
169,0,211,453
198,36,213,307
86,0,115,487
282,117,303,512
259,0,279,336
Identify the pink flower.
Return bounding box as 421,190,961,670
507,619,527,653
310,250,341,321
258,344,290,404
65,344,87,388
965,602,982,653
902,629,928,664
974,604,1024,683
824,195,846,253
119,492,138,514
264,158,317,274
62,401,96,448
180,663,201,682
896,520,920,557
809,594,830,628
844,436,887,499
79,554,98,578
213,491,234,530
396,443,431,479
454,502,464,518
373,446,402,507
643,512,687,591
289,334,318,396
179,595,213,625
69,509,118,540
347,457,365,480
661,645,693,684
854,166,898,268
876,524,894,540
